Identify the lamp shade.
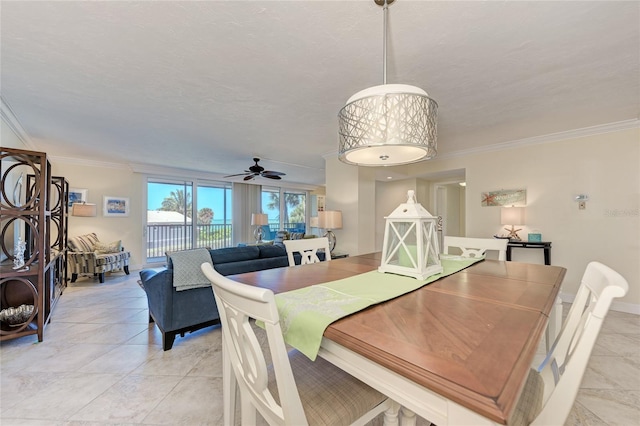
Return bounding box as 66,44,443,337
318,210,342,229
338,84,438,166
251,213,268,226
501,207,525,225
72,202,97,217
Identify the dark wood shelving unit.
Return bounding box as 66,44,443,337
1,147,68,342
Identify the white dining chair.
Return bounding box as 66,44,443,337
509,261,629,426
283,237,332,267
200,262,396,426
443,236,508,261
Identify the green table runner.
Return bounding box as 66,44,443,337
275,257,483,360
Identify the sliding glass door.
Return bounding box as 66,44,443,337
261,187,307,235
195,182,232,249
146,178,232,263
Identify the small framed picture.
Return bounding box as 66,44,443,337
68,188,87,207
103,196,130,217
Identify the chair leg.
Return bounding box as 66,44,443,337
399,406,417,426
223,337,237,426
71,273,78,283
545,296,563,351
383,401,401,426
124,266,130,275
98,273,105,283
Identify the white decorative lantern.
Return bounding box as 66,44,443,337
379,190,443,280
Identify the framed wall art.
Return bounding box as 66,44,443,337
481,189,526,207
103,196,130,217
68,188,87,207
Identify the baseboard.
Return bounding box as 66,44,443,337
559,291,640,315
127,263,145,272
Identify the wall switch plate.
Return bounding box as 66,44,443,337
578,201,586,210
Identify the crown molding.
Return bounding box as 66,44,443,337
130,163,319,191
51,155,130,170
437,119,639,160
323,119,639,162
130,162,229,180
1,96,37,149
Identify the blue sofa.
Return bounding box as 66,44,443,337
139,244,325,350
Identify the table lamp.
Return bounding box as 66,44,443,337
501,207,525,240
318,210,342,252
251,213,268,243
72,202,97,217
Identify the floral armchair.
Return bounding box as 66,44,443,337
67,233,130,283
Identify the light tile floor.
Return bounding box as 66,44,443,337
1,272,639,425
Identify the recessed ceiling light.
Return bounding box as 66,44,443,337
459,182,466,187
387,176,393,180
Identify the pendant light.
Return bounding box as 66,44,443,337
338,0,438,166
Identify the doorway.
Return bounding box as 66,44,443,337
434,182,465,238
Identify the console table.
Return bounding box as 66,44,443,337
506,240,552,265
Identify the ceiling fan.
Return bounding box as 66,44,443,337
224,158,286,181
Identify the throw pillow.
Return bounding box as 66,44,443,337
274,231,290,244
94,240,122,254
290,232,305,240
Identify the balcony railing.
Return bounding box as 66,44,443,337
146,224,232,260
146,222,307,261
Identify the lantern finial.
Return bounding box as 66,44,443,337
407,190,416,204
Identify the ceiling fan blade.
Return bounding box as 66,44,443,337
226,159,284,181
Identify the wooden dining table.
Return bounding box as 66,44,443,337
227,252,565,425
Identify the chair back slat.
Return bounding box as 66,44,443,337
201,263,308,425
443,236,508,261
283,237,331,266
531,261,628,425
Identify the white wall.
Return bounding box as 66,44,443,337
52,161,146,270
325,157,377,256
2,120,24,149
375,178,419,250
400,126,640,312
2,113,148,271
326,126,638,312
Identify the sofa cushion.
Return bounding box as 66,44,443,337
213,257,289,276
95,251,130,266
209,246,260,264
69,233,100,252
259,245,287,259
274,231,290,244
94,240,122,254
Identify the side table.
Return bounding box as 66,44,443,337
506,241,552,265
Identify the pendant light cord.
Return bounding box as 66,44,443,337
382,0,389,85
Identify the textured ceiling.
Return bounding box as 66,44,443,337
2,1,638,186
